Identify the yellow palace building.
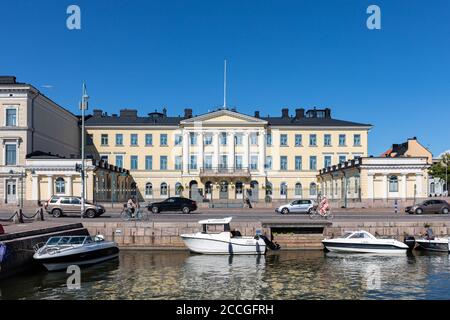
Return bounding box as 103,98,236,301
85,107,372,205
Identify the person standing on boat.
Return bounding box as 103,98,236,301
420,226,435,240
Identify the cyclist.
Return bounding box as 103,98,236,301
126,196,137,218
318,196,330,217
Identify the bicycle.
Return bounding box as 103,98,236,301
120,205,149,221
309,195,334,220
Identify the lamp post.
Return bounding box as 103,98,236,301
80,83,89,219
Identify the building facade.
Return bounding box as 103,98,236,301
0,76,80,206
85,107,371,204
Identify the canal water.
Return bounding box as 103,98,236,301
1,250,450,300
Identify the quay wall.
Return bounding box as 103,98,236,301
81,220,450,251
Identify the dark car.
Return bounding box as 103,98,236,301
147,197,197,214
405,199,450,215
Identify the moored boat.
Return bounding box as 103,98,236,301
322,230,409,254
180,217,279,255
415,237,450,252
33,235,119,271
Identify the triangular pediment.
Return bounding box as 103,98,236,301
180,109,267,126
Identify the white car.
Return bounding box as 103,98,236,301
275,199,316,214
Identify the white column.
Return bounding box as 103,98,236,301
47,175,53,197
243,132,249,170
198,131,204,171
213,132,220,171
382,174,388,199
367,174,374,200
66,175,73,196
401,174,407,200
228,131,235,170
258,130,266,174
182,132,189,174
416,173,423,197
31,175,39,201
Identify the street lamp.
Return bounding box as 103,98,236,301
80,83,89,219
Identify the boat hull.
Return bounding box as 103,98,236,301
181,236,266,255
322,241,407,254
415,239,449,252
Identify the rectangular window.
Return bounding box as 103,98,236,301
6,109,17,126
234,134,243,145
324,155,332,168
130,156,138,170
219,155,227,169
354,134,361,146
280,134,288,146
280,156,288,170
295,134,302,147
250,133,258,145
174,134,183,146
160,156,168,170
130,134,138,146
310,156,317,171
204,155,213,169
204,134,213,145
265,156,272,170
266,133,272,146
101,134,108,146
339,155,346,164
235,155,243,169
145,134,153,146
145,156,153,170
324,134,332,146
175,156,182,170
160,134,168,146
115,155,123,168
295,156,302,171
218,132,226,145
309,134,317,146
115,134,123,146
5,144,17,165
250,155,258,170
188,132,196,145
339,134,346,146
100,155,109,163
190,155,197,170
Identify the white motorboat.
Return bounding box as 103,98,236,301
33,235,119,271
415,237,450,252
180,217,279,255
322,230,409,254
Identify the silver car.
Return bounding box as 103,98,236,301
275,199,315,215
44,196,105,218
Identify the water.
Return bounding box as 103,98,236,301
1,250,450,300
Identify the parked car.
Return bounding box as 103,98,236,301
147,197,197,214
44,196,105,218
405,199,450,214
275,199,316,215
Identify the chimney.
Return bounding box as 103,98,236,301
0,76,17,84
92,109,103,117
162,107,167,116
295,108,305,120
324,108,331,118
119,109,138,118
254,111,260,118
184,108,193,118
281,108,289,119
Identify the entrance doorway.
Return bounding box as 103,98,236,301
205,181,212,200
219,181,229,199
235,181,243,199
6,180,17,204
189,180,202,202
247,180,259,202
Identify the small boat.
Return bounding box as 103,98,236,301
415,237,450,252
33,235,119,271
180,217,279,255
322,230,409,254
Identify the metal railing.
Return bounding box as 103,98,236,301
199,167,251,175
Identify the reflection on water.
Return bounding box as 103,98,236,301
1,250,450,300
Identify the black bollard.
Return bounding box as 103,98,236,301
19,209,24,224
40,207,45,221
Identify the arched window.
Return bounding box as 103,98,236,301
295,183,302,196
145,182,153,196
389,176,398,192
160,182,168,196
55,177,65,194
310,183,317,196
280,182,287,196
430,182,435,194
175,182,182,196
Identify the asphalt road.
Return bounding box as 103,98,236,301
1,208,449,223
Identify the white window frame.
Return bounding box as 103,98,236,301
5,106,18,127
4,143,18,166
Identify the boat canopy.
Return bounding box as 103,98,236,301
341,230,377,239
198,217,232,225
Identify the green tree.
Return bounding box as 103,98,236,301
428,153,450,190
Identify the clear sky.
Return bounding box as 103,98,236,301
1,0,449,156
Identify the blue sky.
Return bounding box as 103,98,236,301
1,0,449,156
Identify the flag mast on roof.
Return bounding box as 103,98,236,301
223,59,227,110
